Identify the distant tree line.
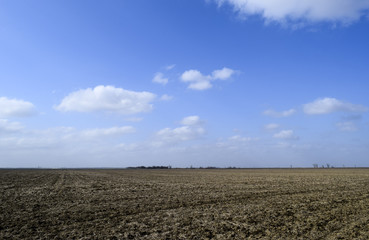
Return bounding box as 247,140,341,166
313,163,335,168
126,166,172,169
189,166,239,169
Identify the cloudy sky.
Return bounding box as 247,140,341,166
1,0,369,168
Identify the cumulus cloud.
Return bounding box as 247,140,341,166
211,67,235,80
160,94,173,101
303,97,368,115
152,72,169,85
155,126,205,143
263,109,296,117
213,0,369,25
181,70,212,90
180,115,202,126
0,97,36,118
264,123,280,130
55,85,156,114
273,130,299,140
180,67,235,90
0,119,24,133
153,116,205,146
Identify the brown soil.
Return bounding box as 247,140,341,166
1,169,369,239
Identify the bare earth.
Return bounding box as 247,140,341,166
1,169,369,239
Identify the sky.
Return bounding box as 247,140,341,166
1,0,369,168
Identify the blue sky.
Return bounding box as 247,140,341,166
1,0,369,168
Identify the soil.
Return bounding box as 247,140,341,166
1,168,369,239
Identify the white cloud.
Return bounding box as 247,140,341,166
80,126,135,138
180,67,235,90
160,94,173,101
152,72,168,85
273,130,299,140
0,127,70,150
116,143,141,152
155,126,205,143
264,123,280,130
213,0,369,25
336,121,357,131
214,134,259,153
0,97,36,118
187,80,213,90
2,120,369,168
303,97,368,115
180,115,202,126
229,135,252,142
181,70,212,90
211,67,235,80
263,109,296,117
153,116,205,146
0,119,24,133
55,85,156,114
0,126,135,150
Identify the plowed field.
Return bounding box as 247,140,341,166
1,169,369,239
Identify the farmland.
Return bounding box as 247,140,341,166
1,169,369,239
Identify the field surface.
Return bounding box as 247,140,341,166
1,168,369,239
